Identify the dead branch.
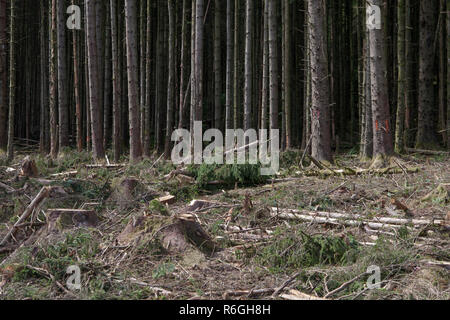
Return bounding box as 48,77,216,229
0,187,52,246
25,265,76,298
0,181,15,193
85,163,126,169
223,288,275,299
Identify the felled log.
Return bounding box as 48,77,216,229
269,208,443,231
0,187,52,246
299,167,419,177
50,170,78,178
406,148,450,156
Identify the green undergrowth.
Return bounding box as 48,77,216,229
187,162,269,188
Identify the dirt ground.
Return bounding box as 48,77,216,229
0,149,448,300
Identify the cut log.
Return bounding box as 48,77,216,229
157,195,176,205
298,167,419,177
50,170,78,178
0,187,52,246
280,289,327,301
405,148,450,156
269,208,443,231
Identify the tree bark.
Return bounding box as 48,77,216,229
308,0,332,162
50,0,58,159
214,0,223,131
268,0,278,136
0,0,7,151
86,0,105,160
395,0,406,153
125,0,142,163
110,0,121,162
165,0,175,158
368,0,394,159
57,0,69,149
244,0,253,132
6,0,16,161
416,0,439,148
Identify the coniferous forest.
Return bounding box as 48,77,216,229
0,0,448,302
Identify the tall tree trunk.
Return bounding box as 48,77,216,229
438,0,447,145
73,0,83,152
103,5,112,149
395,0,406,153
361,17,373,160
39,0,49,154
57,0,69,150
110,0,121,162
244,0,253,132
368,0,394,161
283,0,291,150
50,0,58,159
6,0,15,161
190,0,196,132
195,0,204,123
144,0,152,155
233,0,239,130
447,0,450,148
86,0,105,160
165,0,175,158
416,0,438,148
178,0,189,130
268,0,278,137
125,0,142,163
260,0,269,134
404,0,413,148
214,0,223,131
225,0,233,132
308,0,332,162
0,0,7,151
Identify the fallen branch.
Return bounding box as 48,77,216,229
406,148,449,156
273,272,301,297
0,181,15,193
113,277,172,296
323,272,367,299
85,163,126,169
0,187,52,246
223,288,275,299
25,265,76,298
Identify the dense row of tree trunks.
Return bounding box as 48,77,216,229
0,1,447,165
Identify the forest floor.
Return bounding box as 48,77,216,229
0,148,448,300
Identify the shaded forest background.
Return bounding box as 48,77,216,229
0,0,448,165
